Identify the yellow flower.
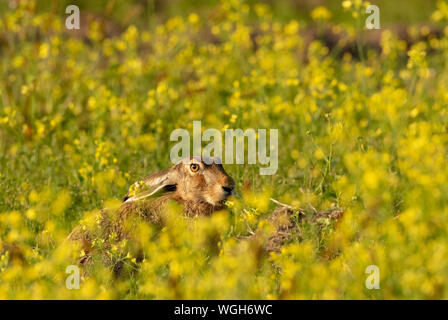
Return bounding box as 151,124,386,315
311,6,332,21
342,1,352,9
38,43,49,59
21,85,29,95
188,13,199,24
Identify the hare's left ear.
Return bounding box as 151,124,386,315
123,168,178,203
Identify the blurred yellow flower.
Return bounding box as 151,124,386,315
311,6,332,21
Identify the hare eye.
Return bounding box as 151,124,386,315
190,163,200,172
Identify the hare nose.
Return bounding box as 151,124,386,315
222,186,234,195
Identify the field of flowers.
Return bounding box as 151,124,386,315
1,0,448,299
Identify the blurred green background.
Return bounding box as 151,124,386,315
0,0,438,27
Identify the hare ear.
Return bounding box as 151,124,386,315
123,169,177,203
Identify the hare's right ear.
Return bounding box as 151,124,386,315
123,169,177,203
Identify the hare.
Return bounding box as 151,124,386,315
68,156,235,261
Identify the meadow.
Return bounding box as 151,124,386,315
1,0,448,299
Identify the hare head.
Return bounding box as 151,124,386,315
123,156,235,209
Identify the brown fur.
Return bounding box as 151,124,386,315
264,206,300,253
68,157,234,265
262,206,344,252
